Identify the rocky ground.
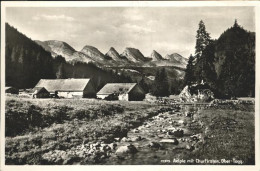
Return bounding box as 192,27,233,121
103,106,205,164
5,97,255,165
40,105,206,164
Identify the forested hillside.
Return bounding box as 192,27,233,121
6,23,55,88
5,23,132,90
184,20,255,98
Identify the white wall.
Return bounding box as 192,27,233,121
58,91,83,98
119,94,128,101
97,94,109,99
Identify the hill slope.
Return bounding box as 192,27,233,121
35,40,95,63
192,23,255,97
6,24,55,88
5,23,133,89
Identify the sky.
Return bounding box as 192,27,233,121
6,7,255,58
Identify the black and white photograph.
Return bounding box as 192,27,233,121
0,1,259,169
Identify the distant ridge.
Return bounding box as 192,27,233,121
35,40,187,68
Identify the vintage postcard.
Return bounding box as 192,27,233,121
1,1,259,171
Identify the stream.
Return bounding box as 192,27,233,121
103,105,207,165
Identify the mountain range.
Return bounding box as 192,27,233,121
35,40,188,68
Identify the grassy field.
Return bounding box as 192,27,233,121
185,105,255,164
5,96,173,164
5,96,255,165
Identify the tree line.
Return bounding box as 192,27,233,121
5,23,135,91
184,20,255,98
137,68,183,97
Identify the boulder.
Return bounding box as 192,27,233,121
108,143,117,150
186,144,195,151
133,129,139,133
179,83,214,102
179,86,192,102
167,127,176,131
185,112,193,117
167,129,184,137
190,134,201,142
148,142,162,149
114,137,120,142
101,145,111,152
160,138,179,145
172,129,184,137
178,120,185,124
115,144,138,154
131,136,142,141
121,137,132,142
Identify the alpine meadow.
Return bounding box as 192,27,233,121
3,6,255,166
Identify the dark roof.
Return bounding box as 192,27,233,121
97,83,137,95
5,86,18,93
28,87,49,94
5,87,12,90
35,79,91,92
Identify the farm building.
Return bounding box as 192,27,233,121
29,87,50,98
97,83,145,101
18,89,33,97
5,87,18,94
35,78,96,98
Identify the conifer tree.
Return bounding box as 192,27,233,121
233,19,239,28
152,70,161,96
160,68,170,96
184,54,195,86
138,76,149,93
152,68,170,97
195,20,211,59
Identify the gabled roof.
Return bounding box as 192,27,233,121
27,87,49,94
35,78,91,92
97,83,137,95
5,87,12,90
5,86,18,91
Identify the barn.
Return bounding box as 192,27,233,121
35,78,96,98
5,87,19,94
29,87,50,98
97,83,145,101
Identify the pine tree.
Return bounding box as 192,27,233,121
233,19,239,28
184,54,195,86
195,20,211,59
152,70,161,96
152,68,170,97
199,42,217,88
160,68,170,96
138,76,149,93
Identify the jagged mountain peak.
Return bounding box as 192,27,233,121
151,50,163,61
35,40,76,61
45,40,76,52
35,39,187,68
80,45,107,61
165,53,187,61
81,45,99,51
152,50,158,53
105,47,121,60
121,47,147,62
163,53,188,68
109,47,116,51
